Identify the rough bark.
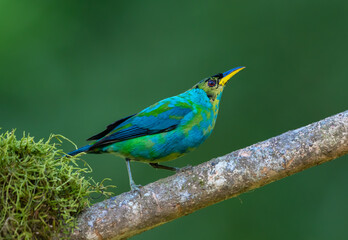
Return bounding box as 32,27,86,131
71,110,348,240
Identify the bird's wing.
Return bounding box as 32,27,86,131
89,98,193,150
87,114,136,141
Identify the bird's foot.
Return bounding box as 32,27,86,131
130,183,142,193
176,165,193,173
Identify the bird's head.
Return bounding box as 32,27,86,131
192,66,245,103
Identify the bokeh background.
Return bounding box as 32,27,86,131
1,0,347,239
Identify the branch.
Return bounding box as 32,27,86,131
72,110,348,240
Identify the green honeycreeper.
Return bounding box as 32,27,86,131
68,67,245,191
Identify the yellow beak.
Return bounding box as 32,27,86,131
219,66,245,86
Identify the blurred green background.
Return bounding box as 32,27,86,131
1,0,347,239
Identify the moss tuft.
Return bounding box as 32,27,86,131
0,130,113,239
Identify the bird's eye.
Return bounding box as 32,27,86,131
208,79,216,87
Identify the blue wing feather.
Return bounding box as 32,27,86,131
86,114,136,141
89,97,192,150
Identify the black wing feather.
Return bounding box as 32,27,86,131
89,125,176,150
86,114,136,141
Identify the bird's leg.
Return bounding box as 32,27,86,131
149,163,181,172
125,158,141,192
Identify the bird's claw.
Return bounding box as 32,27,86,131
130,183,142,193
176,165,193,173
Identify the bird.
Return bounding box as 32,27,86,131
68,66,245,191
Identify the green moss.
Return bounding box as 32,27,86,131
199,180,205,187
0,130,113,239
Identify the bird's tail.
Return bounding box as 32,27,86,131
67,145,91,156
